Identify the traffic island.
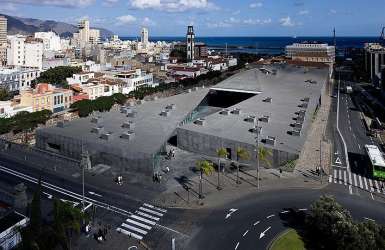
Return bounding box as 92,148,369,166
268,229,305,250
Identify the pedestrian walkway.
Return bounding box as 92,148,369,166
116,203,167,240
329,169,385,194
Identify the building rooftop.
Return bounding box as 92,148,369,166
179,64,329,154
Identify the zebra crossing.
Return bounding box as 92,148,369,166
116,203,167,240
329,169,385,194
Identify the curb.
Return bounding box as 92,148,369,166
266,228,293,250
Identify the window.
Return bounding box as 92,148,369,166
0,108,4,114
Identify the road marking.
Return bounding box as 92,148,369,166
88,191,103,197
125,218,152,230
298,208,308,211
339,170,343,184
131,215,156,226
253,221,260,226
368,179,374,192
370,192,374,200
353,173,357,187
364,217,375,222
364,177,368,190
334,169,337,183
121,223,148,235
280,210,290,214
136,211,160,221
225,208,238,219
235,242,240,250
243,230,249,237
43,192,53,199
358,175,363,189
374,180,380,193
335,157,342,165
143,203,167,213
358,144,361,150
117,228,143,240
344,171,347,186
259,226,271,239
139,207,163,217
349,185,352,195
266,214,275,219
349,126,352,131
348,171,352,185
328,175,332,183
155,223,189,237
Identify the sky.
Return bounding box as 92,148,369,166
0,0,384,37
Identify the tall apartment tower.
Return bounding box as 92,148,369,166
0,16,7,66
186,26,195,61
78,19,90,45
141,27,149,45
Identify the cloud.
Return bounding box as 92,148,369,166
208,17,271,28
279,16,296,27
129,0,218,12
243,18,271,25
0,2,17,12
232,10,241,15
142,17,156,26
103,0,119,6
0,0,94,7
329,9,337,15
249,2,262,8
298,10,309,15
116,15,137,25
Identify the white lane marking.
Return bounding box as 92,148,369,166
369,179,374,192
334,169,337,183
349,126,352,131
125,218,152,230
131,215,156,225
259,226,271,239
225,208,238,219
280,210,290,214
344,171,347,186
117,228,143,240
298,208,308,211
374,180,380,193
121,223,148,235
370,192,374,200
136,211,160,221
139,207,163,217
253,221,260,226
266,214,275,219
358,144,361,150
339,169,343,184
349,185,352,195
358,175,363,189
328,175,332,183
235,242,240,250
43,192,53,199
348,171,352,185
143,203,167,213
88,191,102,197
364,217,375,222
353,173,357,187
364,177,368,190
243,230,249,237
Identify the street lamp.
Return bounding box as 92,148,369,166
254,120,261,189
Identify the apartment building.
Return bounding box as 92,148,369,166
0,16,7,66
364,43,385,90
0,100,32,118
34,32,61,52
19,83,73,113
66,72,95,85
0,67,41,91
7,36,43,70
114,69,155,94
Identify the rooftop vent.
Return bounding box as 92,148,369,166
122,121,135,130
231,108,241,115
91,116,103,124
295,115,305,122
127,111,137,118
120,107,133,114
291,129,301,136
186,89,192,93
127,101,136,107
265,136,276,146
57,120,70,128
245,115,257,123
194,118,206,126
301,97,310,103
192,86,199,91
298,102,308,109
100,132,114,140
91,125,104,135
249,126,262,134
120,131,135,141
166,104,176,110
263,97,272,103
136,100,145,105
292,122,303,129
160,110,171,117
259,115,270,123
295,110,306,116
219,109,230,116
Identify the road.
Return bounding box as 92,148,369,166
187,186,385,250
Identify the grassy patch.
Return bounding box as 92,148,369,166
270,229,305,250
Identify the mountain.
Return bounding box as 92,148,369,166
0,14,114,39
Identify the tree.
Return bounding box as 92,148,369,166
196,160,215,199
35,66,82,88
216,147,228,190
235,147,250,184
0,88,11,101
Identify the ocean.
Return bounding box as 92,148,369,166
120,36,380,55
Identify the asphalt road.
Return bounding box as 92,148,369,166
187,186,385,250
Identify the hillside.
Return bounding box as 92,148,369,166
0,14,114,39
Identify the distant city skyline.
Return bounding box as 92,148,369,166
0,0,384,37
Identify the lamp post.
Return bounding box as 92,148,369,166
254,119,261,189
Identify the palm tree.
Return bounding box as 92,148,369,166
196,160,215,199
236,147,250,184
256,146,272,188
216,147,228,190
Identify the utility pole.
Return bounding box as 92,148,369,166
255,119,261,189
320,139,323,184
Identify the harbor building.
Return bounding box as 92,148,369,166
286,42,335,64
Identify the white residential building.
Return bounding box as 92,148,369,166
0,100,33,118
114,69,155,94
34,32,61,52
0,16,7,66
66,72,95,85
7,36,43,70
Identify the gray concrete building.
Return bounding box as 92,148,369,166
36,64,329,176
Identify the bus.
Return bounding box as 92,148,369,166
365,144,385,180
